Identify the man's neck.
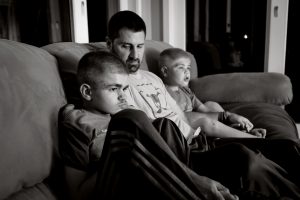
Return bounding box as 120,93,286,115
129,70,142,79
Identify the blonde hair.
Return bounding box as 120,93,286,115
159,48,191,67
158,48,191,78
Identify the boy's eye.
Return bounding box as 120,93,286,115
123,86,129,92
177,66,185,70
122,85,129,92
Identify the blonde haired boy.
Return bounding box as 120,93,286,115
159,48,266,139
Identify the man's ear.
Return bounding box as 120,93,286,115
160,66,168,77
106,36,112,50
79,83,92,101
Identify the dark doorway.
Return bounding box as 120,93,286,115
186,0,267,77
87,0,108,42
285,0,300,123
15,0,50,47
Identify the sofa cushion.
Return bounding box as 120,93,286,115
223,102,299,140
5,183,57,200
43,42,104,105
190,72,293,106
0,39,66,199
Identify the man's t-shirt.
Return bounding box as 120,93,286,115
127,70,194,139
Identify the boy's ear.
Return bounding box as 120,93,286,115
80,83,92,101
160,66,168,77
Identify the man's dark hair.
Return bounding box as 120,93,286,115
77,51,128,87
108,10,146,41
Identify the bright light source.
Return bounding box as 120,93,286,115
243,34,248,39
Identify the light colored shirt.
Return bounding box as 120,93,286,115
127,70,194,139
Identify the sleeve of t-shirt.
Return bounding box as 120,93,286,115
182,87,203,111
59,105,95,171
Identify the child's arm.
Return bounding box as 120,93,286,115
195,117,262,138
59,104,110,199
188,87,224,113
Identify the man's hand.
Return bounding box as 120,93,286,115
191,173,239,200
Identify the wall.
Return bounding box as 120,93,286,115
264,0,289,73
117,0,186,50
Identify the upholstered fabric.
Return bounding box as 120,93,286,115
189,72,293,106
5,183,57,200
189,72,298,139
42,42,107,105
0,39,66,199
222,102,299,140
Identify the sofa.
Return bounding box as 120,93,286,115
0,38,298,199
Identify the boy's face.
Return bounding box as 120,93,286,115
108,28,145,74
164,57,191,87
89,72,130,115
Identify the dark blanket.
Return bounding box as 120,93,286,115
222,102,299,140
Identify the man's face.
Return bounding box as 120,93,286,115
90,72,130,115
165,57,191,87
109,28,145,74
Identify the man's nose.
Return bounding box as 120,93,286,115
130,47,138,59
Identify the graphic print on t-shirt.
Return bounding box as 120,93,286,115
136,82,169,117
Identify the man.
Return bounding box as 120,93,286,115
105,10,196,142
104,10,300,199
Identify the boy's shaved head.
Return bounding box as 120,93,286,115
77,51,128,87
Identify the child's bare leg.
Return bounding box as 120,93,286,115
204,101,224,112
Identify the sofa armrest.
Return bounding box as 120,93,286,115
189,72,293,106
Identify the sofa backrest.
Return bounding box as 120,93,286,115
0,39,66,199
42,40,198,106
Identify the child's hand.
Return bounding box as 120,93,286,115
230,123,252,132
249,128,266,138
227,113,253,132
230,123,266,138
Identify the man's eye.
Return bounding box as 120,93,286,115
109,88,117,92
137,44,144,49
122,45,131,49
